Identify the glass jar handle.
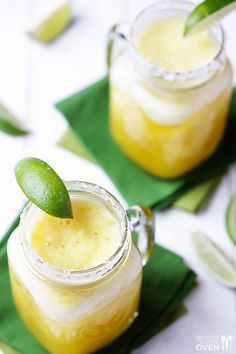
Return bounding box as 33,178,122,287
127,206,155,265
107,22,130,70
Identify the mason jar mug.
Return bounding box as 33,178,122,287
108,1,233,178
7,181,155,354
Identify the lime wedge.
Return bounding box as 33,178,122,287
0,103,29,136
0,118,28,136
184,0,236,36
0,342,21,354
29,1,72,42
226,195,236,244
173,177,221,213
192,232,236,288
15,157,73,219
58,128,95,163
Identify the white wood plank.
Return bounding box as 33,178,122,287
0,0,29,236
26,0,127,144
25,0,128,202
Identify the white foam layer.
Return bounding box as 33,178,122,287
110,52,232,125
7,228,142,323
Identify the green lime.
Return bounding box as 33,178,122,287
29,1,72,42
0,342,21,354
226,195,236,244
0,118,28,136
15,157,73,219
173,177,221,213
192,232,236,288
0,103,29,136
184,0,236,36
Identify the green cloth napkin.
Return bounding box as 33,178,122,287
58,129,222,213
56,78,236,211
0,212,197,354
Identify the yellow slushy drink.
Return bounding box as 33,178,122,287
110,6,232,178
8,189,142,354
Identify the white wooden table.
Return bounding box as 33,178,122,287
0,1,236,353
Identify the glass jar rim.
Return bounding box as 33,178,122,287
19,181,130,286
128,0,225,83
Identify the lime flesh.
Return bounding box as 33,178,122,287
184,0,236,36
192,232,236,288
29,1,72,42
15,157,73,219
226,195,236,244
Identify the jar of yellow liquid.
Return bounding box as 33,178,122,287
7,181,154,354
108,1,233,178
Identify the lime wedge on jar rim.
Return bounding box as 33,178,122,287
184,0,236,36
29,0,72,42
226,195,236,244
192,231,236,288
15,157,73,219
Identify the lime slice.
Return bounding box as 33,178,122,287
226,195,236,244
15,157,73,219
173,177,221,213
0,342,21,354
192,231,236,288
29,1,72,42
184,0,236,36
0,103,29,136
58,128,95,163
0,118,28,136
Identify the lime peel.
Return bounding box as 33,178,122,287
192,231,236,288
226,195,236,244
29,0,72,43
184,0,236,36
15,157,73,219
0,118,28,136
0,103,29,136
